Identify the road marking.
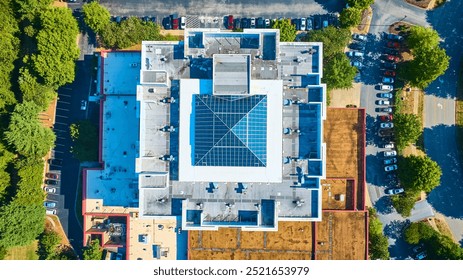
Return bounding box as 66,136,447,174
57,136,67,140
56,143,66,147
53,150,64,154
56,107,70,111
437,103,443,109
55,122,69,126
56,115,69,119
59,101,71,105
59,94,71,98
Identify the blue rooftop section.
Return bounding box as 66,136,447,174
311,45,321,73
169,80,180,180
171,198,184,216
103,51,141,95
173,41,185,59
301,74,320,86
190,58,213,79
199,79,213,95
188,32,204,48
311,190,319,218
308,87,323,102
192,95,267,167
261,199,275,227
176,216,188,260
298,103,322,159
262,34,276,60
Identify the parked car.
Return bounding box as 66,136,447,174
386,33,403,41
46,172,59,179
180,16,186,29
227,15,233,29
250,17,256,28
383,62,397,70
172,18,179,29
384,70,396,77
291,18,300,30
241,18,249,29
387,41,400,49
322,19,328,28
379,84,393,91
378,93,393,99
384,150,397,157
352,33,367,41
379,129,394,137
385,187,404,195
347,51,364,57
46,209,57,215
376,100,390,106
382,77,394,84
383,48,399,56
377,107,393,113
162,16,172,29
306,17,313,30
384,164,398,172
380,122,394,129
412,244,425,253
44,201,57,208
350,61,362,68
80,100,87,110
234,18,241,30
383,143,395,149
265,18,270,28
415,251,427,260
379,114,393,121
385,55,400,62
350,42,365,50
44,187,56,194
384,157,397,165
257,17,264,28
48,158,63,166
300,17,306,30
45,179,58,186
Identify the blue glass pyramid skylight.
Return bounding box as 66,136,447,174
193,94,267,167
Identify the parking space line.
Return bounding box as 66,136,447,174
57,107,70,111
56,143,66,147
59,94,71,98
55,122,69,126
59,101,71,105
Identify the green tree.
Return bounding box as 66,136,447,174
0,144,14,203
14,158,46,205
37,230,60,260
406,26,441,51
13,0,53,20
339,7,362,28
393,113,422,151
70,121,99,162
31,7,80,88
404,222,435,244
4,102,56,158
83,239,103,260
397,155,442,193
18,68,56,111
346,0,374,9
390,191,418,217
0,201,45,248
306,26,351,58
368,208,390,259
271,19,297,42
323,52,357,90
82,1,111,33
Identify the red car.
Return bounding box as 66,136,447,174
386,55,400,62
379,115,393,122
172,18,179,29
384,70,396,77
227,15,234,29
387,41,400,49
46,172,59,180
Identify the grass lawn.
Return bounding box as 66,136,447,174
5,241,39,260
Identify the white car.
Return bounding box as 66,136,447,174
300,18,306,31
378,93,393,99
380,122,394,129
376,100,390,106
44,187,56,194
383,158,397,165
382,77,394,84
385,187,404,195
352,33,366,41
383,143,394,149
379,84,393,91
180,17,186,29
347,51,364,57
46,209,57,215
80,100,87,110
384,150,397,157
384,164,398,172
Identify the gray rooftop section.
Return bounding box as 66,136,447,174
213,54,250,94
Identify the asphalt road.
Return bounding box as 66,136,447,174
99,0,344,17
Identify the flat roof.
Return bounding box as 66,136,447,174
178,78,283,183
102,51,141,95
213,54,250,94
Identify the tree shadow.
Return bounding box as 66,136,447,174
374,196,394,215
423,0,463,98
384,219,410,240
313,0,344,13
424,124,463,219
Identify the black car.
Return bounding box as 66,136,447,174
241,18,249,29
162,16,172,29
291,18,300,30
350,42,365,51
234,18,241,30
150,16,157,23
44,179,59,186
257,17,264,28
48,158,63,166
383,48,399,56
383,62,397,70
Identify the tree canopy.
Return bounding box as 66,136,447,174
397,155,442,193
339,7,362,28
393,113,422,151
399,26,449,89
31,7,80,88
18,68,56,111
322,52,357,91
83,239,103,260
346,0,375,9
70,121,99,162
37,230,60,260
271,19,297,42
390,191,418,217
4,102,56,158
368,208,390,260
82,1,111,33
307,26,351,59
